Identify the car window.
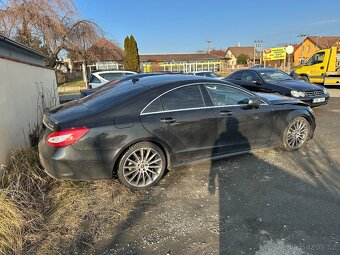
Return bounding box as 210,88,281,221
241,71,262,83
160,85,205,111
89,75,101,83
258,70,293,82
228,71,242,80
204,84,251,106
306,51,325,65
143,98,163,113
99,73,123,81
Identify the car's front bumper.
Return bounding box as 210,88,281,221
299,93,330,107
38,139,119,180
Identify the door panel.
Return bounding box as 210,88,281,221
301,51,327,83
141,108,219,162
140,84,219,163
213,105,274,154
203,83,274,155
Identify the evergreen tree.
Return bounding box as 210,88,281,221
124,36,131,70
124,35,140,72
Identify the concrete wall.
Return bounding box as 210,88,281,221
0,58,58,165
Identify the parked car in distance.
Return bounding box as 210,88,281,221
250,65,265,68
81,72,171,98
88,70,137,88
39,75,315,190
187,71,224,79
224,68,329,107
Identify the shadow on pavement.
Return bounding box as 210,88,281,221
94,118,340,255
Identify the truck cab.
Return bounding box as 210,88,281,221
292,46,340,85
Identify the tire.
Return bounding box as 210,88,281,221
282,117,311,151
117,142,166,190
297,76,309,83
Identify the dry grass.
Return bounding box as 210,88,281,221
33,180,139,254
58,80,86,94
0,148,140,255
0,148,51,255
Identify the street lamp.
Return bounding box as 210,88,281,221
254,40,263,65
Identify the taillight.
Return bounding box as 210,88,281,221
46,127,90,147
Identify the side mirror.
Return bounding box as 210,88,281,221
247,96,261,109
252,80,261,85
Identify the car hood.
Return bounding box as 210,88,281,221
255,92,307,106
269,79,323,91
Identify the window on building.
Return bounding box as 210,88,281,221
306,45,310,53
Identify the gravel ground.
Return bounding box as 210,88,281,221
93,90,340,255
78,88,340,255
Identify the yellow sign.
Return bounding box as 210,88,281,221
263,47,287,60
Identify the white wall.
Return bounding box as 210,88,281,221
0,58,58,165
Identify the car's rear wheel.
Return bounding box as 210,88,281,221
283,117,310,151
117,142,166,190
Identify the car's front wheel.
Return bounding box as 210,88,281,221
117,142,166,190
283,117,311,151
297,75,309,83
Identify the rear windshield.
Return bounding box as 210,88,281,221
78,80,145,110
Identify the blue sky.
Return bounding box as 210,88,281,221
74,0,340,54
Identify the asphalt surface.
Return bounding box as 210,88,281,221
91,87,340,255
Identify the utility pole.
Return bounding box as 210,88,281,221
207,40,212,53
254,40,263,65
297,33,308,64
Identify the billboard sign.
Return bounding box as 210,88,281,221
263,47,287,60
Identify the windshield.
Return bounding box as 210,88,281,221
258,70,293,82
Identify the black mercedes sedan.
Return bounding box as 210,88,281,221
224,68,329,107
39,75,315,190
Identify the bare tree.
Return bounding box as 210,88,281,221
0,0,103,77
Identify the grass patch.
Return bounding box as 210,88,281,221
0,148,140,255
58,80,86,94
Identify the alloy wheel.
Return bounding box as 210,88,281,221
286,118,309,149
122,148,163,188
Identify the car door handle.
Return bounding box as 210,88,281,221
160,117,176,124
320,66,324,70
220,110,233,116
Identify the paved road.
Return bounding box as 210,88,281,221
92,89,340,255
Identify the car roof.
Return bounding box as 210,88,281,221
248,68,281,72
134,74,227,87
92,70,137,74
192,71,214,74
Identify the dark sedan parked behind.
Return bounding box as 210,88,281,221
39,75,315,190
225,68,329,107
